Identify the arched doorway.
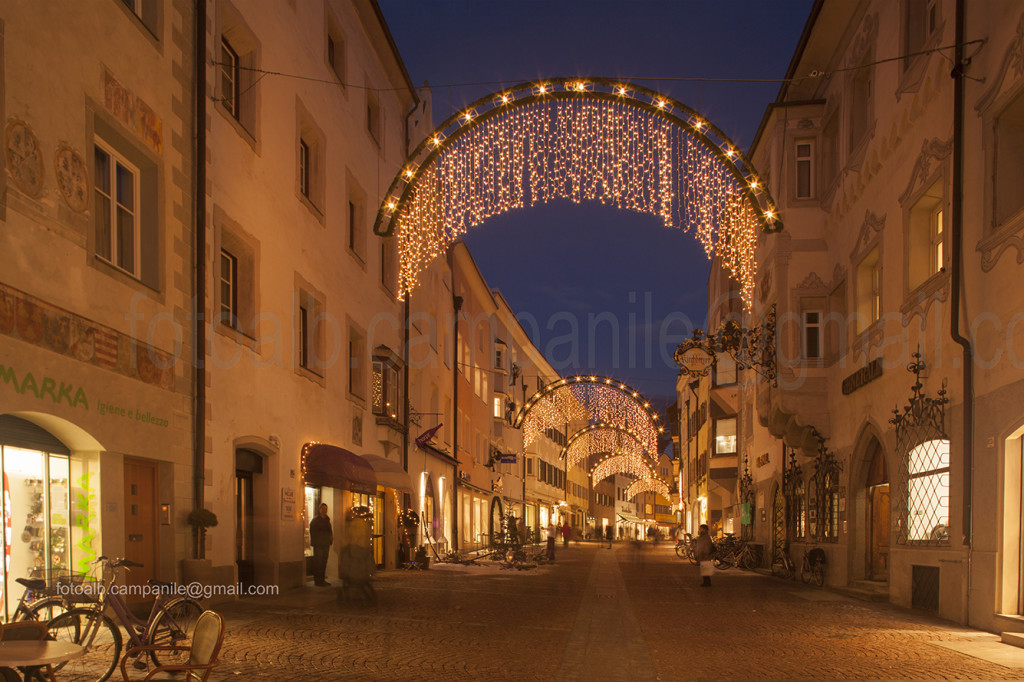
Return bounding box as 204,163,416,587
865,439,889,581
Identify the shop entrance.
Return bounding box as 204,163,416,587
865,440,889,581
123,458,158,594
235,449,263,591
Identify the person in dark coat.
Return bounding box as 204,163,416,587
604,524,613,549
694,523,715,586
309,503,333,586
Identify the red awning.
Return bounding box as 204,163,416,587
303,444,376,495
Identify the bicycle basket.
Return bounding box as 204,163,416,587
808,548,826,565
54,570,103,604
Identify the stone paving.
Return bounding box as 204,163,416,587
204,542,1024,680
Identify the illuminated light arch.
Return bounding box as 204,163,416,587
591,453,656,484
375,78,782,308
515,375,663,452
625,477,670,501
563,423,649,469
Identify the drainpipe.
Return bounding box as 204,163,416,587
192,0,207,560
950,0,973,546
451,293,463,549
949,0,975,618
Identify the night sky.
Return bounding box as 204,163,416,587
377,0,815,411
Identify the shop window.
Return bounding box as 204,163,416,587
714,418,737,456
822,471,840,541
855,246,881,333
994,89,1024,226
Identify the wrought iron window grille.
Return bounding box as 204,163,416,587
890,351,951,547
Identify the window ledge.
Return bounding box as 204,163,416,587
375,415,406,432
901,270,950,318
215,321,257,349
346,246,367,271
297,193,325,225
295,365,325,386
216,105,259,152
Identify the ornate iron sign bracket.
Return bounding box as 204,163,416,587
673,304,777,385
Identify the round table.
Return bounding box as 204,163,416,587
0,641,84,681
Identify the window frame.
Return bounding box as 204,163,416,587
795,139,815,200
803,310,822,360
371,358,401,421
219,248,238,329
93,138,142,278
220,37,240,120
855,246,881,333
713,417,737,457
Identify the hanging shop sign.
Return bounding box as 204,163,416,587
676,345,715,377
841,359,882,395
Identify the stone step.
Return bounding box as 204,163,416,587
1002,631,1024,649
835,581,889,602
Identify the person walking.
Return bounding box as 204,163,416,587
560,521,571,548
604,524,613,549
546,521,557,561
694,523,715,587
309,503,334,586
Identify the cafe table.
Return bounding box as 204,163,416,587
0,640,84,681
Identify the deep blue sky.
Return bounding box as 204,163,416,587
378,0,815,408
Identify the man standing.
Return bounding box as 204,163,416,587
604,524,613,549
310,503,333,586
695,523,715,587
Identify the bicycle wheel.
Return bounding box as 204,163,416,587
23,596,68,622
146,597,204,667
812,563,825,587
47,607,122,682
800,558,811,584
675,543,686,559
771,560,792,580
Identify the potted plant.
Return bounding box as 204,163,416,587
187,507,219,554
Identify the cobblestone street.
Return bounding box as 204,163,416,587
208,543,1024,680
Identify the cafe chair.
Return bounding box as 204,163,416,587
119,610,225,681
0,620,51,682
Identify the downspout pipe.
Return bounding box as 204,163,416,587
192,0,207,560
452,294,463,549
950,0,973,550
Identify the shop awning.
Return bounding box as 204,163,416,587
303,444,376,495
617,513,642,524
361,454,413,492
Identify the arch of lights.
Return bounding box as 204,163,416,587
375,78,782,309
591,453,656,484
563,423,650,469
515,375,662,452
625,477,670,501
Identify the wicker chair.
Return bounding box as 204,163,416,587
119,610,225,681
0,620,51,682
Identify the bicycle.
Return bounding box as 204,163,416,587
732,542,761,570
46,556,204,681
674,534,697,565
800,546,826,587
771,547,796,580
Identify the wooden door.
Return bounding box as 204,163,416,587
869,485,890,579
123,459,158,594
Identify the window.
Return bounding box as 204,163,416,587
803,311,822,360
494,345,505,370
904,0,941,71
219,249,238,328
907,179,944,289
295,285,325,377
795,140,814,199
493,396,504,419
905,439,950,542
298,304,310,370
218,8,260,137
298,139,310,198
326,21,345,83
380,238,396,292
118,0,159,35
713,353,736,385
348,327,366,398
994,90,1024,226
348,201,358,251
347,180,367,261
714,418,737,456
367,89,380,143
220,38,240,120
372,359,400,421
848,51,874,152
821,112,840,191
296,107,325,215
94,140,140,277
855,247,881,333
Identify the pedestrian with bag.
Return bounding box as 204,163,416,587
309,503,333,586
695,523,715,587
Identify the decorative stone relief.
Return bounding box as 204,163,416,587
54,144,89,213
898,137,952,205
796,271,827,291
850,210,886,261
5,120,44,196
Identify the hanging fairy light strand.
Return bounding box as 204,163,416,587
624,477,670,501
562,423,651,469
377,78,779,309
591,453,656,484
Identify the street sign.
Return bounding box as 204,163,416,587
677,344,715,376
500,453,517,464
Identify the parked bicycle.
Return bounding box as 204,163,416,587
674,533,697,564
711,534,742,569
800,546,827,587
771,545,797,580
46,556,204,681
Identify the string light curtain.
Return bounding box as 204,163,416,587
591,452,656,484
378,80,779,309
563,423,650,470
624,477,669,501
